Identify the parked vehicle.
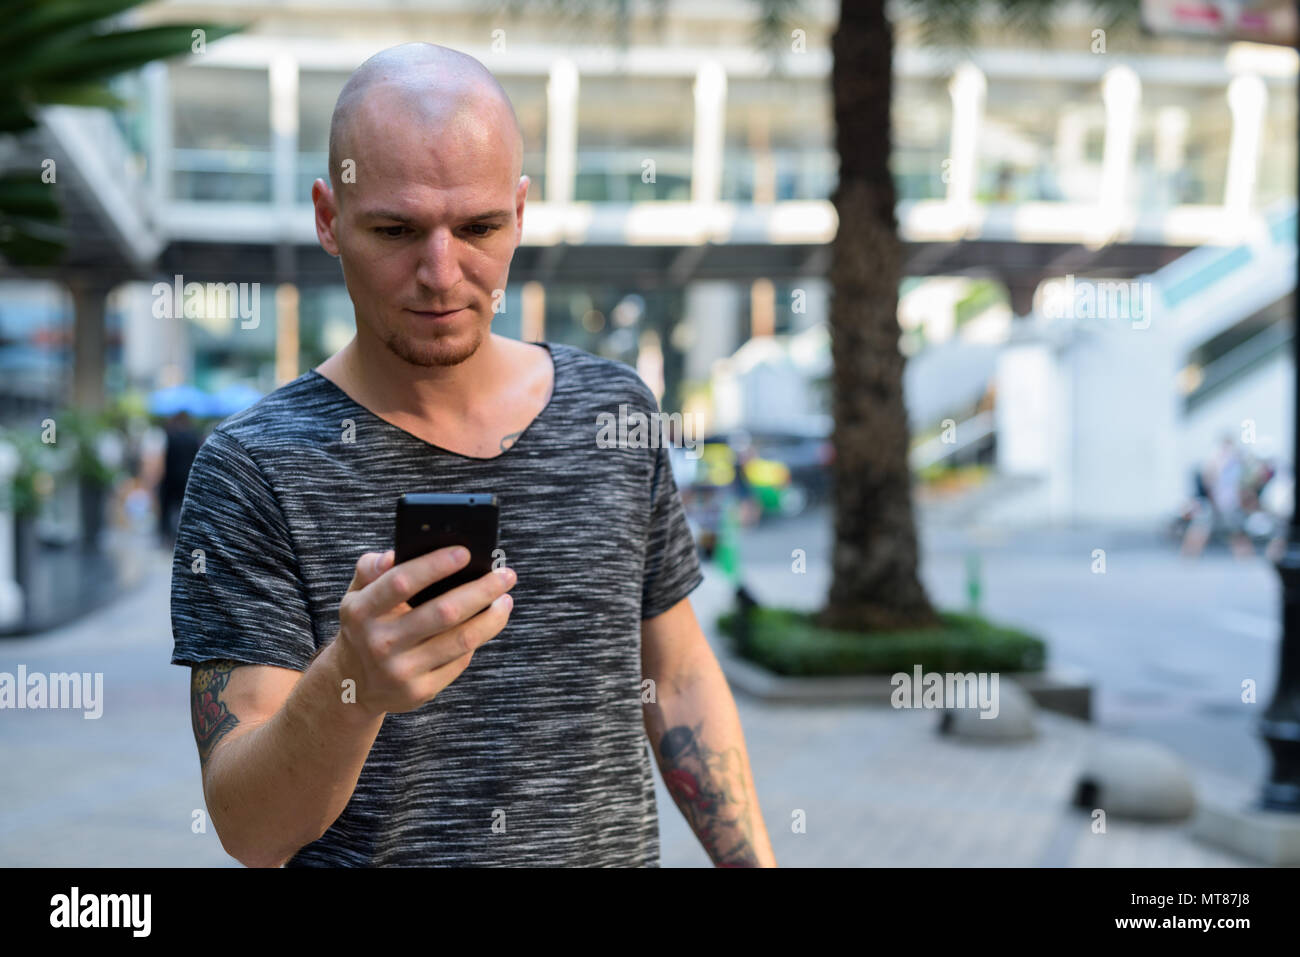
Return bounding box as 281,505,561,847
674,429,829,558
744,429,834,506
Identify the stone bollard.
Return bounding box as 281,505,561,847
938,676,1037,741
1072,738,1196,820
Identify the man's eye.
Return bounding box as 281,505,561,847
375,226,408,238
466,224,498,238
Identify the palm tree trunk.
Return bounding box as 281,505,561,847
818,0,938,632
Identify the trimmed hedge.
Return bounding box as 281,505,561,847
717,606,1046,677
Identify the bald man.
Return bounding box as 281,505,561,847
170,42,776,868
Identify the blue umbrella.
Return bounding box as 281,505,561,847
208,383,263,418
148,384,210,417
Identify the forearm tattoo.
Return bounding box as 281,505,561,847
658,723,761,867
191,660,240,767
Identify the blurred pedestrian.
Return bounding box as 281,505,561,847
158,411,201,546
1182,435,1252,558
732,441,760,526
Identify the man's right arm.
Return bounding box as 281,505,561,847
191,641,383,868
188,545,517,868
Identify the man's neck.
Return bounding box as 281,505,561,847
319,331,507,425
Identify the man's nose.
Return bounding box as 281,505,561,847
414,227,465,292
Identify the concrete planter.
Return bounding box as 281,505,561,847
713,642,1093,721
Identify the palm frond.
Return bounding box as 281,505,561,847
749,0,808,79
0,0,145,57
0,0,245,269
899,0,1140,51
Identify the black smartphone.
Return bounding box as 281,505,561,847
393,493,499,607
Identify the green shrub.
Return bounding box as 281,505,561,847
0,426,57,518
718,605,1046,677
57,409,124,488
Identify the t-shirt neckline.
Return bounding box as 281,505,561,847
307,340,561,462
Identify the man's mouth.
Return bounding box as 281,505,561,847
406,307,467,319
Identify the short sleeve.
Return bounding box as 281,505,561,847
169,429,317,671
641,433,705,620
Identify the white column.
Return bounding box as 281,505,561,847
121,283,158,391
270,53,299,217
946,62,986,210
995,344,1056,476
546,59,579,205
0,441,24,629
1066,309,1182,521
124,281,187,391
144,62,172,209
1100,66,1141,212
683,281,742,384
692,61,727,205
1224,74,1267,217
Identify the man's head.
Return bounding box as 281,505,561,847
314,42,528,368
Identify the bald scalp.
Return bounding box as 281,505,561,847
327,42,524,204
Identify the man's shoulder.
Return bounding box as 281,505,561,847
198,372,337,461
551,342,659,412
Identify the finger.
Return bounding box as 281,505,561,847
413,648,478,705
347,550,394,595
409,592,513,675
359,545,471,619
390,565,516,651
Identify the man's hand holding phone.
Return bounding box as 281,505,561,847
332,546,515,718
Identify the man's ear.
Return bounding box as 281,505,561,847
313,178,341,257
515,174,530,238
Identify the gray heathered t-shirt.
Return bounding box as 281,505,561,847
169,340,704,867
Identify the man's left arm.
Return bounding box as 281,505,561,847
642,597,777,867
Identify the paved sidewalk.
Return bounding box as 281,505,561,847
0,545,237,867
656,566,1258,867
0,546,1263,867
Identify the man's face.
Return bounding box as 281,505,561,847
314,91,527,368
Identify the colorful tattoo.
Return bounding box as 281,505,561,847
658,723,761,867
191,660,240,766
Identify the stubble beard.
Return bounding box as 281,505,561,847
380,314,485,368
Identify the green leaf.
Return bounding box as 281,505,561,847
0,173,62,218
0,1,246,270
0,230,67,267
26,81,127,110
0,209,67,238
0,0,146,58
0,24,243,88
0,104,39,133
